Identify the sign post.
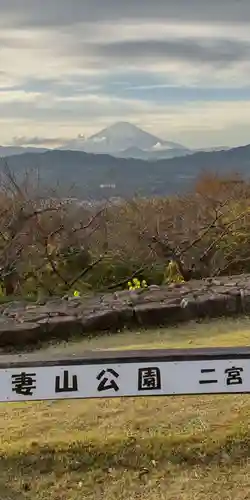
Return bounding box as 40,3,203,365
0,346,249,403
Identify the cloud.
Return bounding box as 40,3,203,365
11,136,66,147
0,89,41,103
1,0,250,26
86,37,250,66
2,24,250,90
0,93,155,123
0,0,250,148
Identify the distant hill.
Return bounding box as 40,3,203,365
114,145,192,160
0,146,47,157
1,144,250,200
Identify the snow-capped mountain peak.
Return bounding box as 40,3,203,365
63,122,186,155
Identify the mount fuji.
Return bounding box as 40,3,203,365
62,122,190,159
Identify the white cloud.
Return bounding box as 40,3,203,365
84,20,250,44
1,19,250,86
0,5,249,147
0,90,41,103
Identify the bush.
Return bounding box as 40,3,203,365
0,170,250,298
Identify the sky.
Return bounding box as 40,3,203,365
1,0,250,149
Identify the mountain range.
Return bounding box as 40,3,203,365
0,122,228,160
0,141,250,200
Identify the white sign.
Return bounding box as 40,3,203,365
0,358,248,402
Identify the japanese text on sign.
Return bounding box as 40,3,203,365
0,358,247,403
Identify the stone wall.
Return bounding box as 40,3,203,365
1,274,250,347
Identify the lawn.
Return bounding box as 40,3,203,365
1,317,250,499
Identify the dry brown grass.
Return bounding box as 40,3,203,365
1,318,250,498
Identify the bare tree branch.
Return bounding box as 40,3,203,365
200,208,250,263
68,253,106,289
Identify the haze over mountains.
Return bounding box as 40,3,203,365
0,146,47,157
0,123,227,160
0,137,250,201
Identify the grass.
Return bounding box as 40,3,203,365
2,317,250,498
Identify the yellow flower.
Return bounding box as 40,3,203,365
141,280,147,288
73,290,80,297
